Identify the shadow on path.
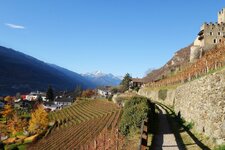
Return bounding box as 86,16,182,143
149,105,163,149
157,103,211,150
149,104,186,150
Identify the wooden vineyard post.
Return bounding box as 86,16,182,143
86,145,88,150
116,129,119,150
188,73,191,81
215,61,218,70
206,60,209,73
106,130,109,150
102,132,104,149
94,139,97,150
108,138,111,149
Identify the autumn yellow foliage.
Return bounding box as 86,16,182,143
29,105,49,134
81,89,95,98
8,114,28,135
1,104,14,121
4,96,12,102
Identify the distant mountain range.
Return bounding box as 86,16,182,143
82,71,121,86
0,46,96,96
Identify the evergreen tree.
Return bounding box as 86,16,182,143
120,73,132,92
46,85,54,101
37,95,43,103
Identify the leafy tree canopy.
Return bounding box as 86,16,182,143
29,105,49,134
120,73,132,92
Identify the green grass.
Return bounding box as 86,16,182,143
21,113,31,118
4,143,28,150
3,132,32,150
23,140,32,144
144,83,181,91
18,144,27,150
158,89,167,101
0,117,6,123
4,143,18,150
215,145,225,150
11,132,24,138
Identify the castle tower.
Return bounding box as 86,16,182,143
218,8,225,23
190,7,225,62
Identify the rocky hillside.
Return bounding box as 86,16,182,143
143,44,192,82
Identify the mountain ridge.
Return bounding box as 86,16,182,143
0,46,96,96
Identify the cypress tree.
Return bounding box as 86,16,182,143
120,73,132,92
46,85,54,101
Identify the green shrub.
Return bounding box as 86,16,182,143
186,122,194,130
131,86,140,92
179,117,194,130
108,95,113,101
158,89,167,100
215,145,225,150
119,96,150,136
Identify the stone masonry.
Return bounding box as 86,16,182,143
139,69,225,144
190,8,225,62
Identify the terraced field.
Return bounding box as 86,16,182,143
29,99,122,150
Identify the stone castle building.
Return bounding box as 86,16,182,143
190,8,225,62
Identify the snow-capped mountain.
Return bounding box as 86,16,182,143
82,71,122,86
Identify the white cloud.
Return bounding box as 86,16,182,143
5,23,25,29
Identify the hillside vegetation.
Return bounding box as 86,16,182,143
146,45,225,88
119,96,150,136
144,45,191,83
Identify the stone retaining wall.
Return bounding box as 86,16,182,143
139,69,225,144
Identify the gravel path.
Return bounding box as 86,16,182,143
151,105,180,150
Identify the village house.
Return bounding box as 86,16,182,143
42,91,76,111
129,78,145,89
42,95,74,111
97,86,112,98
14,100,36,111
26,91,47,101
14,94,27,102
54,96,73,107
43,102,60,111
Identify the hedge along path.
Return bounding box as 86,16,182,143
29,99,121,150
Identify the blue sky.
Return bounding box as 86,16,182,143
0,1,224,77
